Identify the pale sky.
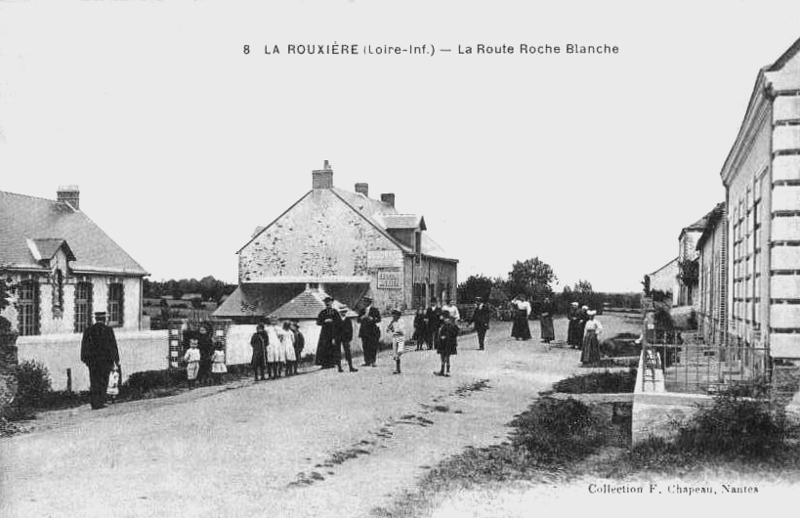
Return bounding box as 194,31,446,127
1,0,799,292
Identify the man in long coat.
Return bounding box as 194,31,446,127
358,296,381,367
471,296,491,350
80,311,120,410
250,323,268,381
336,307,358,373
316,296,342,368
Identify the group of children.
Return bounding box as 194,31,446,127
182,338,228,387
250,319,305,381
389,308,459,377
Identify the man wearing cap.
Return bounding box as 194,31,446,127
471,296,491,350
336,307,357,372
316,296,342,369
358,296,381,367
80,311,120,410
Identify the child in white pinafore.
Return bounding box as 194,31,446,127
265,319,282,379
183,339,201,387
211,344,227,384
106,364,120,404
280,321,297,376
387,309,405,375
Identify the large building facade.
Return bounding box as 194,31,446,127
720,38,800,357
696,203,728,346
215,161,458,323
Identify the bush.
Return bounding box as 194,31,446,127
673,386,790,460
122,369,185,398
509,397,606,464
15,360,52,408
552,369,638,394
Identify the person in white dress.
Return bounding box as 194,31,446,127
211,344,227,384
264,318,282,379
280,321,297,376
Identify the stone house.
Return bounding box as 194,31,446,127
719,37,800,357
0,186,148,336
647,258,679,306
677,211,712,308
214,161,458,354
696,202,727,345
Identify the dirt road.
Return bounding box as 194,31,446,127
1,318,588,518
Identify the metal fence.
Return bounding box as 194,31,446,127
647,341,770,395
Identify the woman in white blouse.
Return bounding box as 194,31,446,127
580,310,603,365
510,295,532,340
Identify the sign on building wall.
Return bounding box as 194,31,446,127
377,270,402,289
368,250,403,269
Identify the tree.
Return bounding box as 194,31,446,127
457,275,494,303
507,258,558,315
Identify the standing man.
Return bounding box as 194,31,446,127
250,323,268,381
336,307,358,373
471,296,491,350
358,296,381,367
425,297,442,351
316,296,342,369
80,311,120,410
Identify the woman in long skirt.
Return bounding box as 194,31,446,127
539,297,555,343
580,310,603,365
510,295,532,340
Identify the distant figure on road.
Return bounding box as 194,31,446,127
316,296,342,369
471,296,491,350
197,325,214,385
580,310,603,365
567,302,580,348
358,296,381,367
510,295,532,340
336,308,358,373
412,307,427,350
250,323,268,381
387,309,405,374
80,311,120,410
539,297,555,344
425,298,442,351
435,311,459,377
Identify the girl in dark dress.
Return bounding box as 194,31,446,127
435,312,459,377
412,307,427,350
539,297,555,343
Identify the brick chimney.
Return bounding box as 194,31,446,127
380,193,395,208
57,185,80,210
355,183,369,197
312,160,333,189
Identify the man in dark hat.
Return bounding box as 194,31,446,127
316,296,342,369
471,296,491,350
80,311,120,409
358,296,381,367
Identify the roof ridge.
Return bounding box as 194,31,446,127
0,189,59,204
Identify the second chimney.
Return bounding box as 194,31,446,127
312,160,333,189
380,193,395,208
57,185,80,210
355,183,369,197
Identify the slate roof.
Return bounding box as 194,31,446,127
213,285,355,319
330,187,455,261
374,214,427,231
696,202,727,250
0,190,147,275
29,238,76,262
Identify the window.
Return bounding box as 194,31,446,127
107,282,124,327
74,282,93,333
17,280,40,336
413,283,426,309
